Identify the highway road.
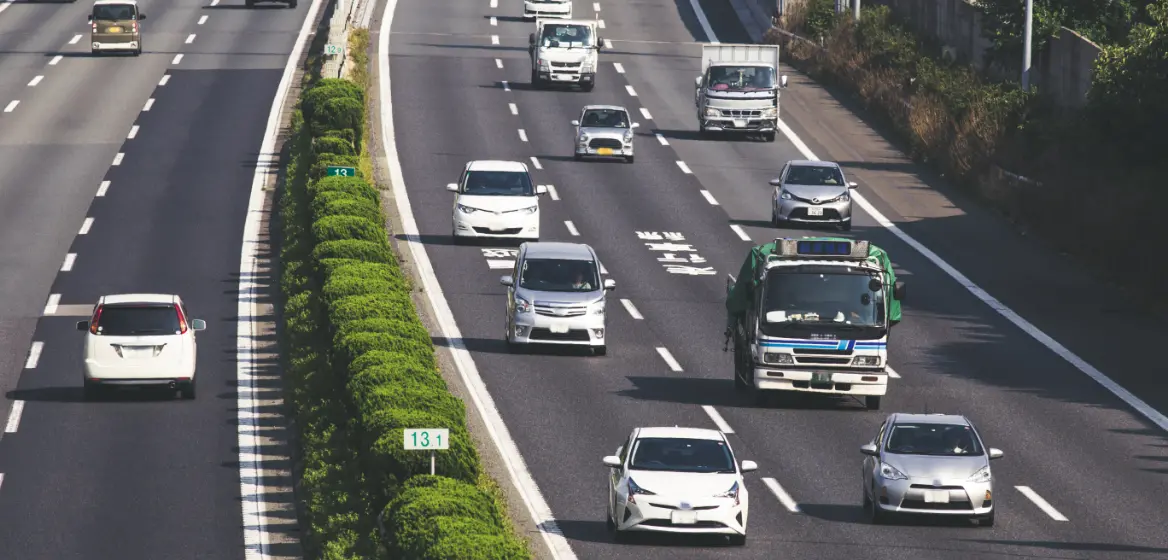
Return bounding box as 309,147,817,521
0,0,310,558
384,0,1168,558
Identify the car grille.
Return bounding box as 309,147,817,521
471,227,523,235
900,498,973,511
588,138,622,149
550,61,578,68
648,503,719,511
534,305,586,317
788,207,842,221
720,109,762,117
638,519,727,528
529,328,590,341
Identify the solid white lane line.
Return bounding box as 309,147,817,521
656,133,669,146
490,16,497,25
598,19,605,28
639,107,652,120
762,477,801,512
501,80,510,91
69,34,82,45
593,2,600,10
143,98,155,111
211,0,219,5
159,74,171,86
613,62,624,73
172,54,184,64
887,366,901,378
656,347,683,372
546,185,559,200
495,58,503,68
3,101,17,113
700,190,719,205
604,38,613,48
96,180,110,197
491,35,499,45
5,400,24,433
619,299,643,319
61,253,77,271
186,34,196,44
702,405,734,433
490,0,497,7
625,85,637,96
564,221,579,236
79,217,94,234
24,342,43,369
112,153,124,166
49,55,62,65
509,103,518,115
28,76,43,87
684,0,718,42
43,294,60,315
730,224,751,241
675,161,691,174
128,125,139,139
518,129,528,142
530,156,542,170
198,15,208,24
1016,486,1069,521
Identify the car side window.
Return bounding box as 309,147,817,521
617,435,632,464
874,421,887,447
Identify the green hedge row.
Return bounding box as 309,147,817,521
277,75,529,559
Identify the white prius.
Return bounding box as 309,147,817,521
77,293,205,400
449,160,547,242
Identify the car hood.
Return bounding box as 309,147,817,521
455,194,538,213
578,126,629,138
627,471,740,497
884,453,988,480
780,183,848,201
514,288,603,306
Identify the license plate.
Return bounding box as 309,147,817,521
596,148,613,155
923,490,950,503
807,207,824,216
554,74,574,81
108,26,123,33
812,371,832,383
733,119,746,128
670,511,697,524
548,323,570,333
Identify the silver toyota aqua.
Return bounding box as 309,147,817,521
572,105,639,163
771,160,857,231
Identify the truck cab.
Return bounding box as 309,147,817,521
694,44,787,141
529,18,603,91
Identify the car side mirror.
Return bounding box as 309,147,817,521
139,13,146,19
445,183,458,192
860,443,879,456
597,37,605,48
694,76,702,87
87,15,93,22
740,460,758,472
570,119,580,126
602,455,621,468
988,448,1004,460
630,122,640,129
893,280,906,302
528,33,536,45
500,275,514,287
77,320,90,331
191,319,207,331
780,74,788,88
536,185,548,195
603,279,616,290
848,181,858,188
768,178,782,186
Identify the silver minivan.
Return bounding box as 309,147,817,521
500,242,614,355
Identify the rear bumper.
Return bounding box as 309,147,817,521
91,37,140,51
84,361,195,382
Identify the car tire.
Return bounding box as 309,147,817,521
606,511,616,531
840,220,852,232
624,155,634,164
979,510,995,527
868,490,887,524
865,395,881,410
763,131,776,142
581,81,594,92
181,379,196,400
83,381,104,401
530,69,540,88
593,345,606,356
728,533,746,546
771,208,785,228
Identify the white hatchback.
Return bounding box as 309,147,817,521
76,293,205,400
448,160,547,243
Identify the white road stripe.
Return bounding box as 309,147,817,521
619,299,643,319
530,156,543,170
518,129,528,142
112,153,124,166
0,0,11,15
675,161,691,174
597,19,605,28
28,75,43,87
186,33,196,44
24,342,43,369
546,184,559,200
198,15,208,24
1016,486,1068,521
700,190,719,205
491,35,499,45
3,100,17,113
762,477,801,512
613,62,624,73
625,85,637,96
656,347,683,372
490,16,497,25
487,260,513,269
127,125,139,139
69,34,82,45
564,221,579,236
495,58,503,68
656,133,669,145
702,405,734,433
509,103,518,115
490,0,497,7
79,217,94,234
43,294,60,315
61,253,77,271
730,224,751,241
604,38,613,48
501,80,510,91
143,98,155,111
5,400,24,433
639,107,652,120
211,0,219,5
96,180,110,197
49,55,62,66
593,2,600,10
172,54,184,64
887,366,901,378
159,74,171,86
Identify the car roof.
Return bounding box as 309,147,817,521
522,242,596,261
787,159,840,168
466,160,528,173
93,0,139,5
635,427,726,441
583,104,627,112
890,413,971,426
100,293,178,305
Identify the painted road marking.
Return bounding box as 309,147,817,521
43,294,60,315
887,366,901,378
112,153,124,166
598,19,605,29
69,34,82,45
509,103,518,115
730,224,751,241
198,15,208,24
159,74,171,86
625,85,637,96
491,35,499,45
604,38,613,48
5,400,24,433
24,342,43,369
593,2,600,10
490,16,497,25
143,98,155,111
700,190,719,205
49,55,63,66
79,217,94,234
613,62,624,74
656,347,683,371
564,221,579,236
546,184,559,200
637,231,713,275
172,54,184,64
482,248,518,270
639,107,652,120
675,161,691,174
96,180,110,197
762,477,801,512
496,58,503,68
27,76,43,87
530,156,543,170
518,129,528,142
656,133,669,146
501,80,510,91
619,299,643,319
702,405,734,433
3,101,17,113
1016,486,1068,521
128,125,139,139
185,33,196,44
61,253,76,271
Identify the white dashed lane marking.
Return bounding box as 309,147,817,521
128,125,139,139
491,35,499,45
564,220,579,236
43,294,60,315
69,34,82,45
61,253,76,271
762,477,801,513
517,129,528,142
656,133,669,146
730,224,751,241
625,85,637,96
490,0,497,7
198,15,208,24
96,180,110,197
143,98,155,111
49,55,62,65
172,54,184,64
112,153,124,166
675,161,691,174
1016,486,1069,521
159,74,171,86
529,156,542,170
79,217,95,234
27,76,43,87
3,101,17,113
501,80,510,91
24,342,43,369
598,19,605,28
700,190,718,205
5,400,24,433
593,2,600,10
495,58,503,68
545,184,559,200
656,347,683,372
619,299,643,319
185,34,196,44
701,405,734,433
509,103,518,115
490,16,497,25
639,107,652,120
613,62,624,73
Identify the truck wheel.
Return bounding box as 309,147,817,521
763,131,776,142
865,396,881,410
530,70,540,88
581,82,594,92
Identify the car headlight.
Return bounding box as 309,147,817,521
704,107,719,118
828,193,851,203
518,205,538,215
761,107,777,117
852,355,881,366
515,297,533,314
538,58,549,69
581,63,593,73
456,203,479,214
878,461,908,481
967,465,992,483
577,133,588,143
626,477,655,504
714,480,740,506
763,352,793,365
623,130,634,142
780,190,793,200
590,300,605,315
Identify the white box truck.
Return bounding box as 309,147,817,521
694,43,787,141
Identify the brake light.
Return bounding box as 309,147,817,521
132,21,138,32
174,304,188,334
89,305,103,334
92,22,97,32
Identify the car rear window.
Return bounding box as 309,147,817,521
93,5,138,20
93,304,181,336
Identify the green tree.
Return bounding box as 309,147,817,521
978,0,1138,69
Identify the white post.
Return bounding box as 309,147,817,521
853,0,860,21
430,450,436,475
1021,0,1033,91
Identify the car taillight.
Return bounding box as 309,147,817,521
91,22,97,32
132,21,138,32
174,305,188,334
90,305,103,334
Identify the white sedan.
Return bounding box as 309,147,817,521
448,160,547,243
604,427,757,545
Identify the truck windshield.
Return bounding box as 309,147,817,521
761,271,883,327
541,25,593,48
708,66,775,91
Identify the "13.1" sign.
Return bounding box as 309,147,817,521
403,428,449,450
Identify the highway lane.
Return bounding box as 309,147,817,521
0,1,309,558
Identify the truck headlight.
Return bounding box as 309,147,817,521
538,59,549,69
852,356,881,367
763,352,793,365
762,107,777,118
704,107,719,118
581,63,593,73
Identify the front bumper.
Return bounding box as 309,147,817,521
523,1,572,17
700,117,777,132
453,212,539,239
575,140,633,158
616,496,746,535
873,477,994,516
536,70,594,85
775,197,853,224
510,311,605,346
753,366,887,395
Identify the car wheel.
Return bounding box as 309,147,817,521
840,220,852,232
771,208,785,228
868,490,887,524
865,396,881,410
83,381,104,401
624,155,634,164
605,508,616,531
181,379,196,400
727,533,746,546
573,152,583,161
530,69,540,88
978,510,995,527
581,81,594,92
593,345,606,356
763,131,776,142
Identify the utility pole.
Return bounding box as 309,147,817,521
853,0,860,21
1021,0,1033,91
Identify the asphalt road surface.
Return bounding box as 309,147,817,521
0,1,309,558
385,0,1168,558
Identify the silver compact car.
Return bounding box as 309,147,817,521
572,105,639,163
500,242,614,355
770,160,857,230
861,413,1003,526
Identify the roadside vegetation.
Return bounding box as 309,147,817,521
276,26,530,560
770,0,1168,296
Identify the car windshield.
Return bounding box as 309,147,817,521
629,437,736,473
708,65,775,91
581,109,629,128
885,424,984,456
518,258,599,292
463,170,534,196
93,4,137,20
784,165,846,186
762,271,883,326
540,24,593,47
94,304,181,336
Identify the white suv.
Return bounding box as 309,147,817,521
76,294,205,400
